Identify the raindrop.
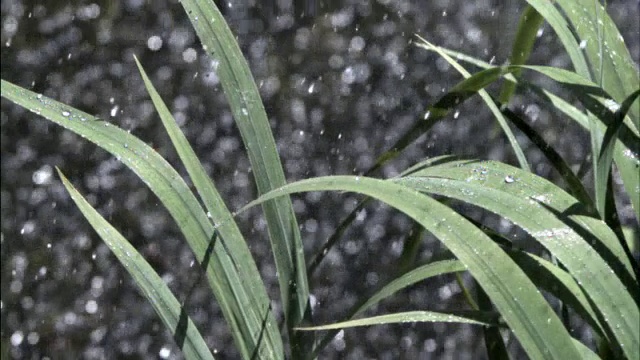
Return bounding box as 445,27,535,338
32,165,53,185
579,39,588,49
241,108,248,115
10,331,24,346
182,47,197,63
61,111,71,117
603,99,620,112
110,105,119,117
453,110,460,119
341,66,356,84
147,35,163,51
85,300,98,314
504,175,515,183
159,346,171,359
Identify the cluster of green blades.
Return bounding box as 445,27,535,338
1,0,638,359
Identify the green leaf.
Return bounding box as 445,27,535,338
398,160,638,358
177,1,310,351
133,58,284,358
552,0,640,123
57,170,215,360
498,105,593,208
0,80,278,360
311,257,465,356
353,260,466,318
524,0,640,229
523,0,591,78
241,176,583,359
295,310,492,331
416,36,529,171
498,5,545,104
419,45,640,221
477,284,510,360
596,89,640,221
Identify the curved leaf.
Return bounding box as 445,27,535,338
498,5,545,104
418,44,640,221
133,58,283,358
552,0,640,124
58,170,215,360
240,176,583,359
0,80,277,360
295,310,492,331
178,4,310,351
398,160,638,358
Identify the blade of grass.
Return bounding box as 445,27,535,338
312,258,466,355
498,104,593,208
295,310,493,331
0,80,274,360
523,0,591,78
58,170,215,360
240,176,583,360
424,45,640,222
177,2,310,352
525,0,639,231
416,36,529,171
133,57,284,358
408,159,637,284
308,155,460,277
553,0,640,124
399,160,638,358
476,284,510,360
596,88,640,218
498,5,545,104
400,43,640,222
461,215,607,337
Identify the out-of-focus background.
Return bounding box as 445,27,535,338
1,0,638,358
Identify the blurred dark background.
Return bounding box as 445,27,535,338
1,0,638,359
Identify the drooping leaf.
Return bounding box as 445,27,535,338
58,170,215,360
240,175,583,359
133,57,284,358
177,2,310,353
498,5,545,104
0,80,278,360
295,310,493,331
398,160,638,358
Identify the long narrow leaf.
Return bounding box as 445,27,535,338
295,310,492,331
0,80,276,360
416,36,529,171
240,176,583,359
498,5,545,104
58,170,215,360
596,89,640,218
419,45,640,221
553,0,640,124
133,58,283,358
398,160,639,358
177,2,310,351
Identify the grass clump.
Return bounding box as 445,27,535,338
2,0,638,359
